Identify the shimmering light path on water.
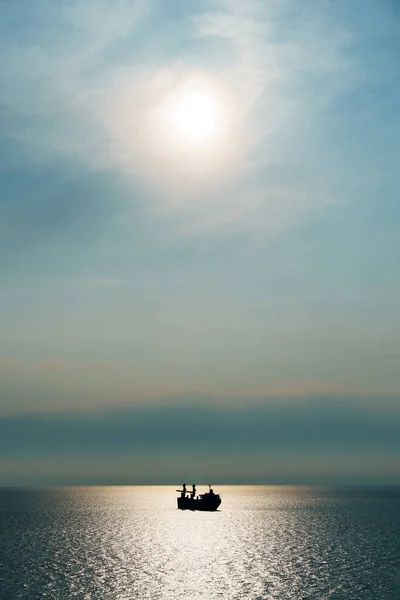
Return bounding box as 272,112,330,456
1,486,399,599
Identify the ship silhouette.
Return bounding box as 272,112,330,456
176,484,221,511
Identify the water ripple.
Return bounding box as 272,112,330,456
0,486,399,599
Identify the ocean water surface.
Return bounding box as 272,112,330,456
0,486,399,599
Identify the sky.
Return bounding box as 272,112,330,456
1,0,399,485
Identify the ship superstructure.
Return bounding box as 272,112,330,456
176,484,221,511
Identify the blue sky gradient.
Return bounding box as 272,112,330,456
1,0,399,483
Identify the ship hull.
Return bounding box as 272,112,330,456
177,496,221,511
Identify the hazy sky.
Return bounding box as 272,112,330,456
1,0,399,484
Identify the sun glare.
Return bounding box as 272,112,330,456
119,74,238,182
172,90,219,141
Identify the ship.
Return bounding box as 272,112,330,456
176,484,221,511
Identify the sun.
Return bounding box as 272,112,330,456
172,90,219,141
140,76,237,179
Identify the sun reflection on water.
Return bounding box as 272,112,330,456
0,486,399,599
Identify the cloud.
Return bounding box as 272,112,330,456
0,0,153,168
37,362,65,372
62,0,152,48
92,0,355,232
22,360,113,372
0,358,21,369
80,362,113,371
2,454,400,487
0,0,359,236
0,394,399,484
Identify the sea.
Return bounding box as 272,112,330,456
0,486,399,600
